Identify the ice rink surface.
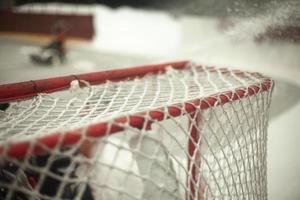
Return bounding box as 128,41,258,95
1,4,300,199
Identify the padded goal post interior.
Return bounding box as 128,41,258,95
0,61,273,200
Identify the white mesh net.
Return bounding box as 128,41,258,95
0,63,273,200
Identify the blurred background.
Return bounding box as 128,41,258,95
0,0,299,199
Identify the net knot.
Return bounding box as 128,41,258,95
69,80,92,98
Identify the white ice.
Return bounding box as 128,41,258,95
129,127,181,200
90,135,143,200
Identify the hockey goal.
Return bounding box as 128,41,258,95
0,61,273,200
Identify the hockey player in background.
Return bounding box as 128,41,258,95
43,21,66,62
30,21,67,66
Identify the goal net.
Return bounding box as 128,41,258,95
0,61,273,200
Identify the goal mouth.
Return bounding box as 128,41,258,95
0,61,272,159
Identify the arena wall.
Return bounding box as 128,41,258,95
0,11,94,39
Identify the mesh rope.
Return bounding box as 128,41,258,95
0,64,273,200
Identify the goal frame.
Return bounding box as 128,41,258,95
0,61,272,200
0,60,272,158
